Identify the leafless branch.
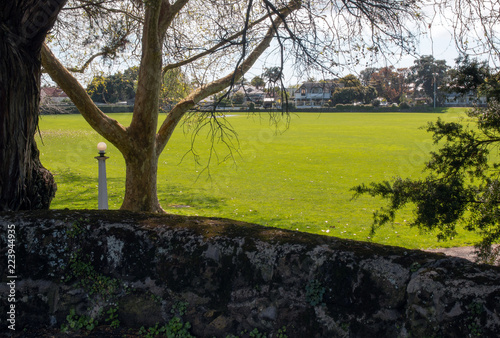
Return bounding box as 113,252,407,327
162,6,280,74
65,51,106,73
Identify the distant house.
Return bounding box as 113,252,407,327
443,90,487,106
294,81,343,108
374,97,388,106
231,84,265,103
41,87,69,104
196,84,265,110
262,97,275,109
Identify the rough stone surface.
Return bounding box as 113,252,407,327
1,210,500,337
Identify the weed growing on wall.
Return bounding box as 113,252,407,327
305,279,326,306
66,249,120,299
105,306,120,329
61,308,98,333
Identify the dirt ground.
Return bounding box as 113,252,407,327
424,246,479,262
424,245,499,264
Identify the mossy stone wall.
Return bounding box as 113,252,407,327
1,210,499,337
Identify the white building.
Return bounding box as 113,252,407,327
41,87,69,104
294,81,343,108
231,84,265,103
443,91,487,106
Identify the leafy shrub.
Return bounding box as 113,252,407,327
399,101,411,109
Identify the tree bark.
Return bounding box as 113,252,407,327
41,0,300,213
121,152,163,213
0,0,66,211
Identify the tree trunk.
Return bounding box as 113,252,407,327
119,1,165,213
120,152,163,213
40,0,299,213
0,0,65,210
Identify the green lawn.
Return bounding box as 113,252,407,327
36,109,482,249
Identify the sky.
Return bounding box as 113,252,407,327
243,19,462,87
246,1,494,86
45,1,494,89
259,37,460,86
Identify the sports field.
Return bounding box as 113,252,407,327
36,109,482,249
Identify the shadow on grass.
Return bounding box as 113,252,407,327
50,169,99,209
50,169,226,211
158,184,225,211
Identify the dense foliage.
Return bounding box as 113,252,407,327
445,55,490,96
330,74,377,105
410,56,448,104
353,102,500,262
86,67,138,103
370,66,406,103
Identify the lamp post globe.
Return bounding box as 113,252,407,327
97,142,107,156
95,142,109,209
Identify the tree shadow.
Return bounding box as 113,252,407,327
157,184,226,211
50,168,226,211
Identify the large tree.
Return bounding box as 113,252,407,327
370,66,406,103
330,74,374,105
445,55,490,97
41,0,422,213
410,55,448,106
0,0,66,211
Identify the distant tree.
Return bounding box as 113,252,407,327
359,68,378,86
370,66,405,103
331,87,362,104
123,66,139,82
339,74,362,88
262,67,282,98
161,68,192,107
331,74,377,105
410,55,448,105
250,76,265,89
263,67,281,83
87,67,138,103
445,55,489,97
87,65,191,107
362,86,378,104
231,92,245,104
479,72,500,101
396,67,412,103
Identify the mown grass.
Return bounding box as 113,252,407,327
36,109,483,249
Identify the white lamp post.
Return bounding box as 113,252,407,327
95,142,109,210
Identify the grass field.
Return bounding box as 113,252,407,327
36,109,483,249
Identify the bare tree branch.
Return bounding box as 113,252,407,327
63,51,107,73
159,0,190,35
156,0,301,155
41,43,128,151
63,0,144,22
161,7,281,75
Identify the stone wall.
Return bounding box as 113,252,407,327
1,210,499,337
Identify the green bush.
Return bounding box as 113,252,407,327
399,102,411,109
